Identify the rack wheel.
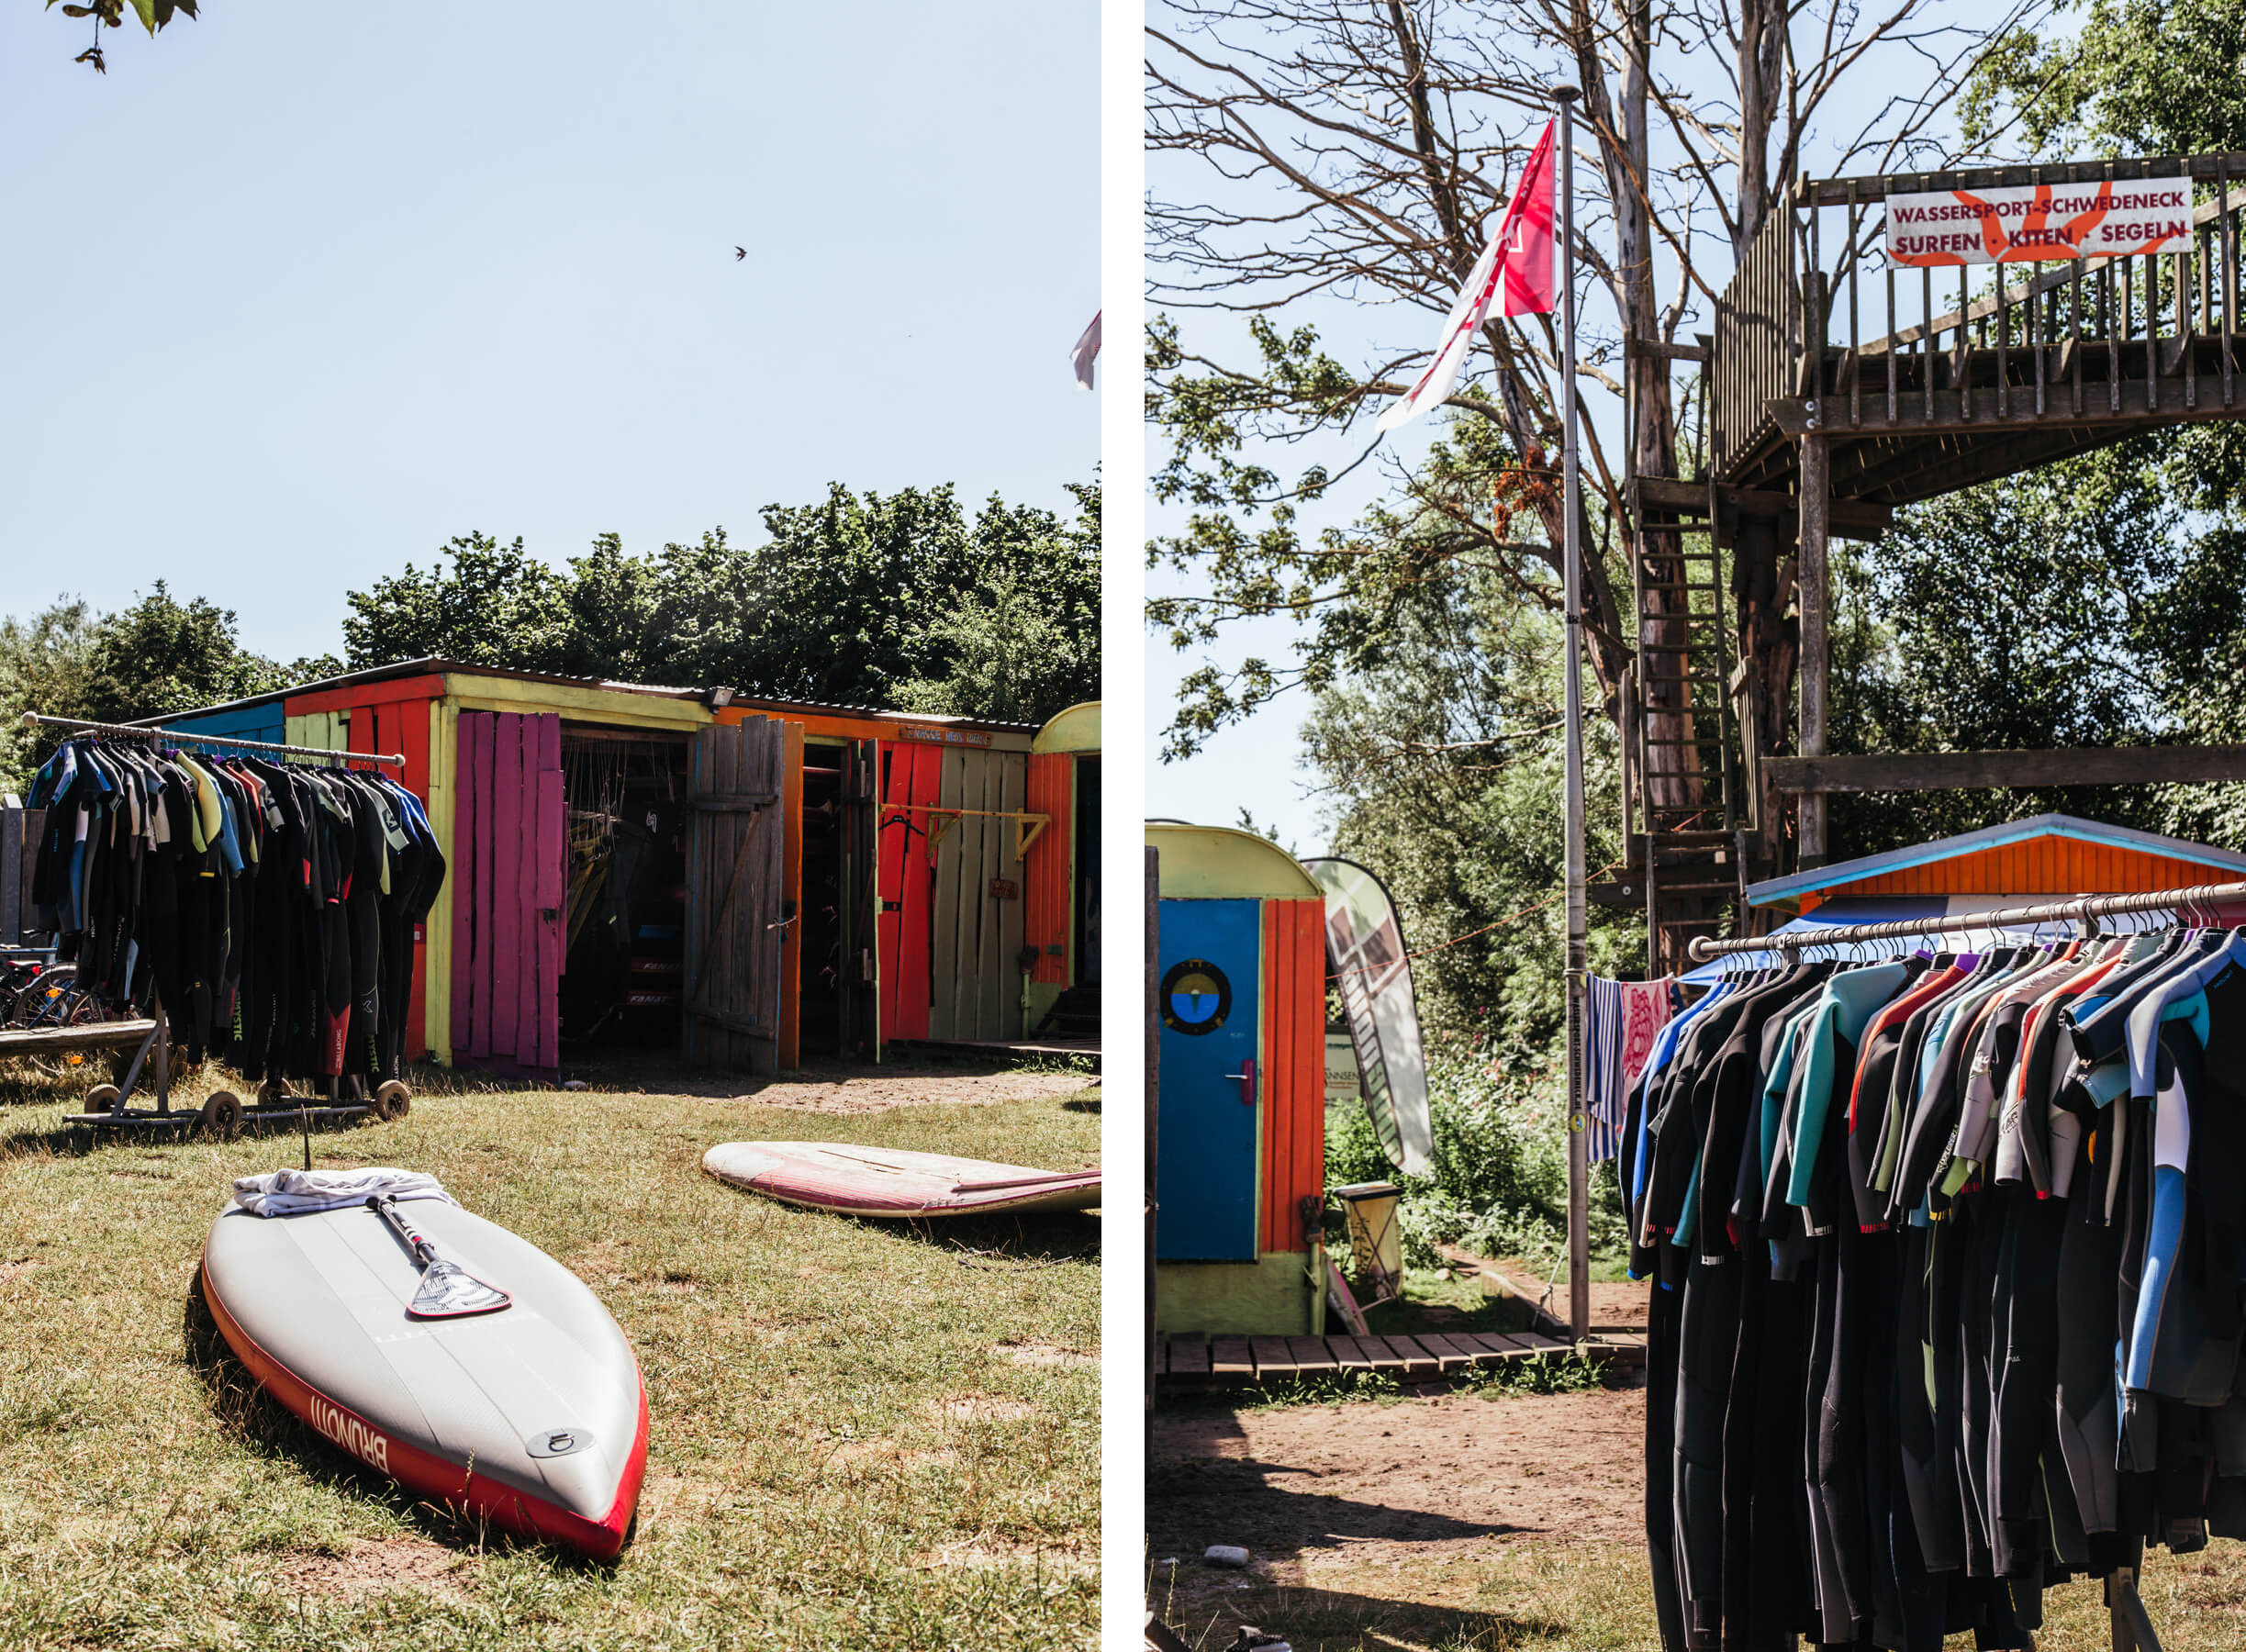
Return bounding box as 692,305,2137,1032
255,1078,293,1107
83,1084,121,1114
373,1081,411,1122
197,1090,243,1139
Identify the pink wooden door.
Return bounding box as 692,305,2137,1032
449,710,564,1075
877,741,942,1044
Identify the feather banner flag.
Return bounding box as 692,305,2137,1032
1070,310,1101,390
1377,119,1556,432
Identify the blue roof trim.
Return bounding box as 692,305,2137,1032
1746,811,2246,907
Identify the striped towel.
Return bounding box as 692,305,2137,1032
1585,977,1679,1164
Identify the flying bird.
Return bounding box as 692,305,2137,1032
734,246,747,261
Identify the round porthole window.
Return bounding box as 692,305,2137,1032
1160,958,1232,1035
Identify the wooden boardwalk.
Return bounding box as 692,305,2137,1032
1155,1326,1648,1387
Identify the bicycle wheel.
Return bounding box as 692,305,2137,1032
27,983,104,1080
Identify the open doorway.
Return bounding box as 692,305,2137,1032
798,738,877,1058
1075,753,1101,985
558,728,692,1050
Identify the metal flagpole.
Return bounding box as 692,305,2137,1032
1550,83,1590,1349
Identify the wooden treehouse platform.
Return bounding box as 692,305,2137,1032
1710,155,2246,508
1154,1326,1648,1388
1625,152,2246,904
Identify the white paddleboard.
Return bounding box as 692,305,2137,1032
200,1199,648,1559
701,1141,1101,1217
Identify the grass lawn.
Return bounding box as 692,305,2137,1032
0,1057,1101,1650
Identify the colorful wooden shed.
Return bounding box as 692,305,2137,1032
1148,821,1326,1336
151,661,1100,1077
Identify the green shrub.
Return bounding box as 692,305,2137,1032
1325,1044,1628,1270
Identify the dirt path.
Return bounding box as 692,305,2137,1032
1150,1383,1647,1566
1487,1254,1649,1333
1149,1382,1650,1645
557,1053,1098,1113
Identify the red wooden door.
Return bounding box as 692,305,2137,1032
877,740,942,1044
449,710,564,1075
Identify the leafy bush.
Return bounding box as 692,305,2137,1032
1326,1044,1627,1271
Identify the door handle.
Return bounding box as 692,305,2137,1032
1227,1059,1257,1107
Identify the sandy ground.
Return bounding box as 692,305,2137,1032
1149,1382,1648,1568
1149,1380,1650,1642
555,1052,1099,1113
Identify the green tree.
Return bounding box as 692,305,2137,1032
78,582,293,723
1297,476,1640,1043
341,481,1101,727
42,0,197,73
0,584,298,791
1827,445,2246,855
1962,0,2246,159
0,600,97,793
341,533,576,673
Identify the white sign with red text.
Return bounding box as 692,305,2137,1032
1885,176,2193,267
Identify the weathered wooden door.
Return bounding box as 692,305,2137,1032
683,718,785,1073
925,747,1029,1043
449,711,564,1076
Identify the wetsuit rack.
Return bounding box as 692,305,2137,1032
1686,880,2246,962
1680,878,2246,1652
18,710,405,767
20,713,415,1155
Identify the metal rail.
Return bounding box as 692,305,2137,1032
1685,880,2246,961
20,711,404,767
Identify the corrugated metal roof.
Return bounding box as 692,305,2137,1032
1746,811,2246,907
132,656,1040,734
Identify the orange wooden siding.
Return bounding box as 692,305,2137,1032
1817,839,2228,903
1259,898,1327,1256
1022,753,1073,985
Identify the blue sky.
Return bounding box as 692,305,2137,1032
0,2,1097,662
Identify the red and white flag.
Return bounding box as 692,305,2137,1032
1071,309,1101,390
1378,120,1557,432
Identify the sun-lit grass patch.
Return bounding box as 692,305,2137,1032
0,1062,1099,1649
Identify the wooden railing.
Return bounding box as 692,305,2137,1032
1708,154,2246,482
1710,206,1798,480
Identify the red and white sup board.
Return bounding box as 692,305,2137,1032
701,1141,1101,1218
200,1199,648,1560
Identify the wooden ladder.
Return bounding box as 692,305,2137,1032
1627,516,1741,974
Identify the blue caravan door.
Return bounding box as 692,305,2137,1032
1156,898,1261,1260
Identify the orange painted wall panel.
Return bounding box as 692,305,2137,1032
1259,899,1326,1256
1023,753,1074,985
1824,838,2229,901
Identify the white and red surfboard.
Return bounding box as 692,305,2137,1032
701,1142,1101,1218
200,1199,648,1560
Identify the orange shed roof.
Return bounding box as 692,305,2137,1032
1747,812,2246,910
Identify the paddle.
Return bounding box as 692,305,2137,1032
365,1195,512,1319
